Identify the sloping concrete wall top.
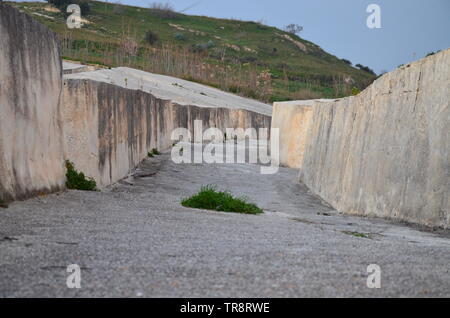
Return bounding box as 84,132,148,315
0,3,65,202
62,61,97,74
65,67,272,116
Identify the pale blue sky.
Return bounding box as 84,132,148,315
16,0,450,74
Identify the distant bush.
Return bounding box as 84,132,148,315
149,2,178,19
256,23,269,31
284,23,303,35
341,59,352,66
239,55,258,64
47,0,70,8
174,33,187,41
228,85,240,94
48,0,91,15
351,87,361,96
355,64,376,76
242,87,258,100
426,50,440,57
191,43,208,53
77,1,90,15
65,160,97,191
144,30,159,45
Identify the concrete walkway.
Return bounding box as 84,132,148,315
0,153,449,297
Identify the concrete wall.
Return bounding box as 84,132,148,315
0,4,65,202
272,101,319,169
63,79,272,187
282,49,449,228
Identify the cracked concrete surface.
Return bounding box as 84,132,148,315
0,150,449,297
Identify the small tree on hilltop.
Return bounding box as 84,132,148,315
284,23,303,35
149,2,178,19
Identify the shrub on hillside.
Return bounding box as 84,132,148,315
341,59,352,66
47,0,70,7
149,2,178,19
174,33,187,41
144,30,159,45
284,23,303,35
355,64,376,76
77,1,90,15
47,0,90,15
351,87,361,96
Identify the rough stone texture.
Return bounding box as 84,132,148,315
63,79,271,187
296,49,450,228
0,4,65,202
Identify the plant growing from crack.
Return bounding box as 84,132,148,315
65,160,97,191
182,185,263,215
151,148,161,156
0,198,8,209
342,231,372,239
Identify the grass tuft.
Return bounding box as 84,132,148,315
65,160,97,191
151,148,161,156
342,231,372,239
0,198,8,209
182,185,263,215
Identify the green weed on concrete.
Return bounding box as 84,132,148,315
65,160,97,191
151,148,161,156
342,231,372,239
182,185,263,215
0,198,8,209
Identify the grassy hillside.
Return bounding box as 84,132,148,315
8,1,377,102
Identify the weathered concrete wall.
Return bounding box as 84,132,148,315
292,49,449,228
63,79,271,187
272,100,325,169
0,4,65,202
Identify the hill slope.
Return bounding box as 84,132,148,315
8,1,376,102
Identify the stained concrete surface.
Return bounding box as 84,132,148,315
0,146,449,297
